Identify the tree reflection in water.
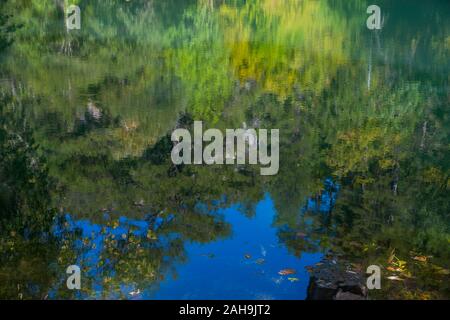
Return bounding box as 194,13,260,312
0,0,449,299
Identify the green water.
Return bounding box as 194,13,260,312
0,0,449,299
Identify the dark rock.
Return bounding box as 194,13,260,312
306,257,368,300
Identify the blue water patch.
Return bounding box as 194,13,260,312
152,195,323,300
48,182,335,299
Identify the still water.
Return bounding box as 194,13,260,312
0,0,449,299
50,194,326,300
153,196,323,300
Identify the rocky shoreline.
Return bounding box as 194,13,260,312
306,255,368,300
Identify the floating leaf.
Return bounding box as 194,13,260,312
396,260,407,267
146,230,157,240
412,255,428,262
387,266,403,272
387,276,404,281
278,269,296,275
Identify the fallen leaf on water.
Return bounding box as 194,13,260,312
147,230,157,240
393,259,407,269
278,269,296,276
386,266,403,272
412,255,428,262
387,276,404,281
288,277,299,282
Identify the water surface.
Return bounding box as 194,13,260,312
0,0,449,300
